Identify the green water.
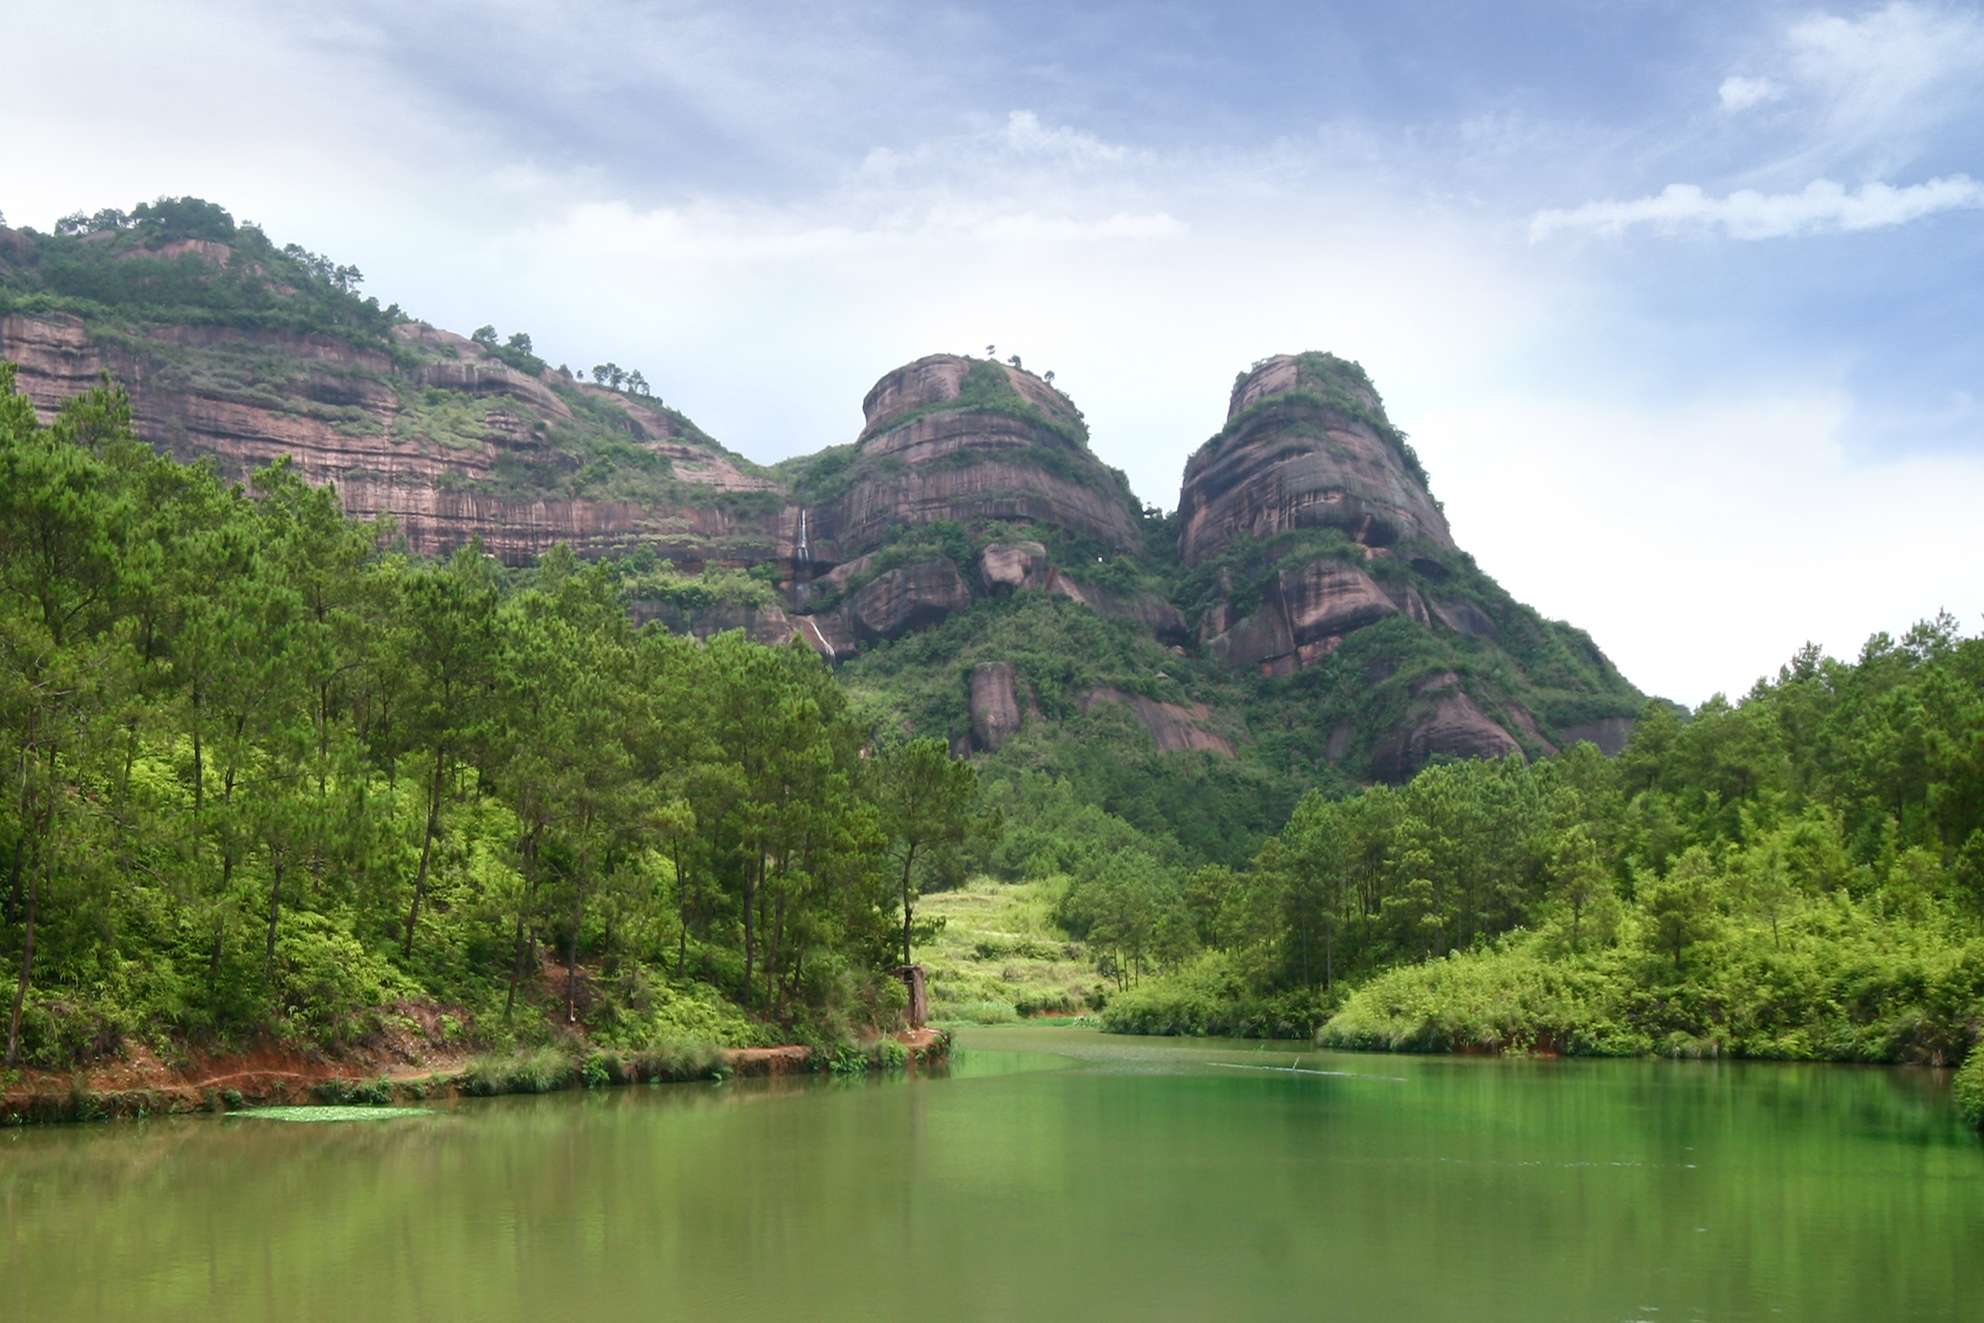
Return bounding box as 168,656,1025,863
4,1029,1978,1322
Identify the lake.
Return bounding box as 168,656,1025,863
3,1028,1977,1322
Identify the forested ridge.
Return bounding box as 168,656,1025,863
0,368,975,1073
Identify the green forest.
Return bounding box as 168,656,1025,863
0,369,978,1073
6,356,1984,1125
1067,613,1984,1118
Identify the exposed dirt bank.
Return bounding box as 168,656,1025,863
1,1008,951,1125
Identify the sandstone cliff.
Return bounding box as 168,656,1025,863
785,354,1142,566
1179,353,1452,565
0,221,782,565
1,202,1643,788
1169,352,1640,779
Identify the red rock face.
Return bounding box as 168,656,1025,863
803,355,1142,565
977,541,1050,594
1559,717,1637,756
0,314,783,565
970,662,1025,752
1207,558,1399,668
846,560,975,641
1370,673,1523,781
1177,354,1453,566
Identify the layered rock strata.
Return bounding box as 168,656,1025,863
1179,353,1453,565
796,355,1141,565
0,309,782,564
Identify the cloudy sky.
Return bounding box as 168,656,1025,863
6,0,1983,704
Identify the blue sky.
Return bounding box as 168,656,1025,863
5,0,1982,703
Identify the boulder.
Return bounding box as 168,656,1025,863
793,612,859,662
1433,599,1498,640
632,600,796,648
1506,706,1558,758
970,662,1025,752
1208,609,1295,670
1276,559,1398,643
978,542,1049,594
1045,570,1192,647
847,559,973,641
1370,673,1522,782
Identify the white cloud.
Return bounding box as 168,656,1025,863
1717,75,1782,112
1529,174,1984,239
1787,2,1984,150
1421,387,1984,705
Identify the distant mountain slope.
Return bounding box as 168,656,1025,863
1,198,1646,855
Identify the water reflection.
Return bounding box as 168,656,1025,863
2,1029,1975,1323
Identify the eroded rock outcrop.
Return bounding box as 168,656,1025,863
1370,673,1523,782
1206,558,1398,670
1178,353,1453,566
630,600,797,648
1559,717,1636,756
797,355,1142,565
978,541,1050,594
0,309,784,565
1080,688,1235,757
1043,570,1192,647
846,560,974,641
970,662,1025,752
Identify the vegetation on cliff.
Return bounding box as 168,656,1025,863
0,368,963,1073
0,197,400,346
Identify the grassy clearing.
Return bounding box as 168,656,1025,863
920,878,1100,1025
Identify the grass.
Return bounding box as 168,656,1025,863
919,877,1100,1024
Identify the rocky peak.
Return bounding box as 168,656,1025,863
859,354,1081,442
1179,351,1453,566
790,354,1141,567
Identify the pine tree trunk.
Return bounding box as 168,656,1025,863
4,868,37,1068
403,747,445,959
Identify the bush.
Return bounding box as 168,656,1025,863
458,1047,573,1096
1100,952,1329,1039
629,1039,726,1082
1955,1050,1984,1128
312,1077,395,1105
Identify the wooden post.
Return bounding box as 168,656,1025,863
895,964,929,1029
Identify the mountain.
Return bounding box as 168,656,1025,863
0,199,1645,858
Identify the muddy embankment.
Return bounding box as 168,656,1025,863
0,1001,951,1126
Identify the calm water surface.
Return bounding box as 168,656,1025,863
4,1028,1979,1322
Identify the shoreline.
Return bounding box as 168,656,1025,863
0,1028,951,1126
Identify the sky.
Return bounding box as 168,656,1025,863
4,0,1983,705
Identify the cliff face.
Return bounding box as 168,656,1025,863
0,305,782,565
1169,353,1639,779
1,206,1641,786
1180,353,1452,565
793,354,1141,565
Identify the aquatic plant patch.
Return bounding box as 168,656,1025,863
232,1106,434,1123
